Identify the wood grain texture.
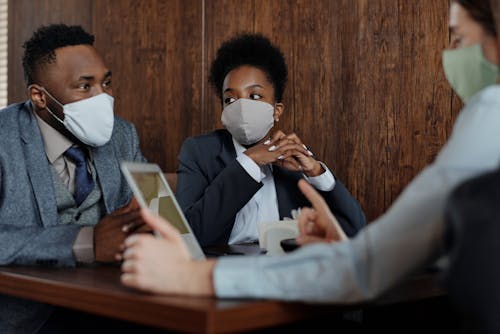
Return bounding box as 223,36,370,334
0,266,445,333
7,0,92,103
202,0,256,133
0,265,344,333
7,0,456,221
92,0,203,169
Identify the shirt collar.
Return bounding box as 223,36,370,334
231,137,247,157
34,111,74,163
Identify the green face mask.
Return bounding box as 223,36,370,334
442,44,499,102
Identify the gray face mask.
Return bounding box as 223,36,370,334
221,98,275,145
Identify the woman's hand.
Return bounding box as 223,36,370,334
269,131,323,176
243,132,288,166
120,208,216,296
244,131,322,176
296,179,347,245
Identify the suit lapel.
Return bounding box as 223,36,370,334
216,130,237,168
273,167,292,219
273,166,306,219
19,102,58,227
92,143,120,214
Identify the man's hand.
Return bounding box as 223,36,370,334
296,179,347,245
121,208,216,296
94,198,143,262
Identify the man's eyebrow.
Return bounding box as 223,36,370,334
78,75,95,81
77,71,112,82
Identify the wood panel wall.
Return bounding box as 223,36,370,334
7,0,461,221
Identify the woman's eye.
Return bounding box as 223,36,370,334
224,97,236,104
103,80,112,89
250,93,262,100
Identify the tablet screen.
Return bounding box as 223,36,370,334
130,171,188,234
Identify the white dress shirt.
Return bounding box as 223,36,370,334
214,85,500,302
229,137,336,244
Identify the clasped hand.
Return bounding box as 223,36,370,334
244,130,324,177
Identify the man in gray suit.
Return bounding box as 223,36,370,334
0,24,146,333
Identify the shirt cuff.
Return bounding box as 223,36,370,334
237,154,266,182
214,256,260,298
72,226,95,263
303,161,336,191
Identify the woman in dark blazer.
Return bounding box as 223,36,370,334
176,34,365,247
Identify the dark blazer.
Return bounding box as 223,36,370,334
0,101,146,333
176,129,366,246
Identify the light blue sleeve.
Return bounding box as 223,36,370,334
214,85,500,303
214,165,453,303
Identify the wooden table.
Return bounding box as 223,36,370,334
0,265,446,333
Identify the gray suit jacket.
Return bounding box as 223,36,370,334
0,101,145,333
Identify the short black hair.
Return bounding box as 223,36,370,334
22,24,95,86
209,33,288,102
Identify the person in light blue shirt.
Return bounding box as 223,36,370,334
119,0,500,305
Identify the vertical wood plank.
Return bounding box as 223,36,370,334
7,0,93,103
92,0,203,171
253,0,296,136
382,0,453,213
203,0,255,133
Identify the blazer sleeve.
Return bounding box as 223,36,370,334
175,137,262,246
320,178,366,237
0,161,82,266
0,224,81,266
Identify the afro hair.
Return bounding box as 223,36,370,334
209,33,288,102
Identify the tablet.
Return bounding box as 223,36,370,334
120,161,205,260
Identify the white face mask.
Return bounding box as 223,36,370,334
43,90,115,147
221,98,275,145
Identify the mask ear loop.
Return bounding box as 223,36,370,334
39,87,66,125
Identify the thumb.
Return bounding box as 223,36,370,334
141,208,180,240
